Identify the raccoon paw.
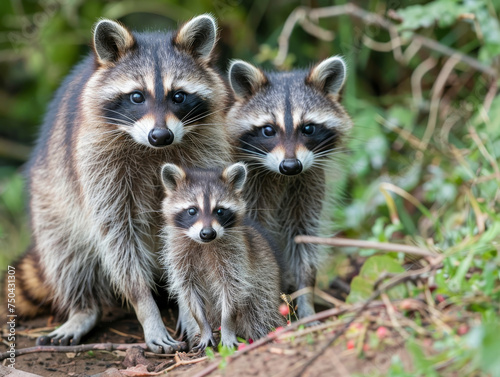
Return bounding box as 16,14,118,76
221,339,239,350
145,328,187,354
220,333,239,350
37,329,84,346
192,333,216,353
36,310,99,346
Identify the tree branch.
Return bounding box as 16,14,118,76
0,342,147,360
275,3,498,79
294,235,437,258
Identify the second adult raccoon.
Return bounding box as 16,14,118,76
227,57,353,321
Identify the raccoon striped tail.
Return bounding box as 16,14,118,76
4,247,51,318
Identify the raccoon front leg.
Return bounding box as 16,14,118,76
131,287,186,353
283,175,324,324
37,308,100,346
293,242,320,322
186,289,216,352
220,301,239,349
175,301,190,339
100,228,184,353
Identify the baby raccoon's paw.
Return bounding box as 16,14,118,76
192,333,216,353
220,333,239,350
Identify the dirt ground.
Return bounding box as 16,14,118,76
1,302,414,377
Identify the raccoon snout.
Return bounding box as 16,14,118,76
199,227,217,242
279,159,303,176
148,128,174,147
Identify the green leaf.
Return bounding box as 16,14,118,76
346,256,406,303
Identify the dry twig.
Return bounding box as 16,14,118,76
0,342,147,360
294,235,437,258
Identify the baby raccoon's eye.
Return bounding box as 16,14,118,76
187,207,197,216
130,91,145,104
216,208,225,216
302,124,316,136
173,91,187,104
261,125,276,138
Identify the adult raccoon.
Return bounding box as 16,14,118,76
226,57,352,321
13,14,230,353
160,163,286,350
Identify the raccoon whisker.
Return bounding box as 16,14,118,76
233,151,267,162
180,102,204,123
95,116,135,127
184,123,225,129
236,140,269,156
79,131,125,149
313,146,348,158
104,108,139,124
80,128,124,140
95,114,136,123
311,135,339,154
182,105,232,126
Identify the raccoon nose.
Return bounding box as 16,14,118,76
279,159,303,176
148,128,174,147
200,227,217,242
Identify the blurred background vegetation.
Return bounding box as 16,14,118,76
0,0,499,374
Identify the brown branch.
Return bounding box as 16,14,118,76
294,235,437,258
162,353,208,373
274,3,497,79
419,55,461,156
0,342,147,360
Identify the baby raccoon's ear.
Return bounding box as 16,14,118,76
307,56,347,100
93,19,135,66
222,163,247,193
174,14,217,63
228,60,268,100
161,164,186,193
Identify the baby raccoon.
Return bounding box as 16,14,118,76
12,15,231,353
226,57,352,321
160,163,286,350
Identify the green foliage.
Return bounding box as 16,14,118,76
467,322,500,377
397,0,500,63
346,255,406,303
217,343,237,369
0,168,29,266
204,346,215,360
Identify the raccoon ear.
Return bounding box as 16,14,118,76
161,163,185,193
223,163,247,193
174,14,217,63
228,60,268,100
93,19,135,65
307,56,347,99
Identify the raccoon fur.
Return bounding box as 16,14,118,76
226,57,352,321
14,14,231,353
160,163,286,350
